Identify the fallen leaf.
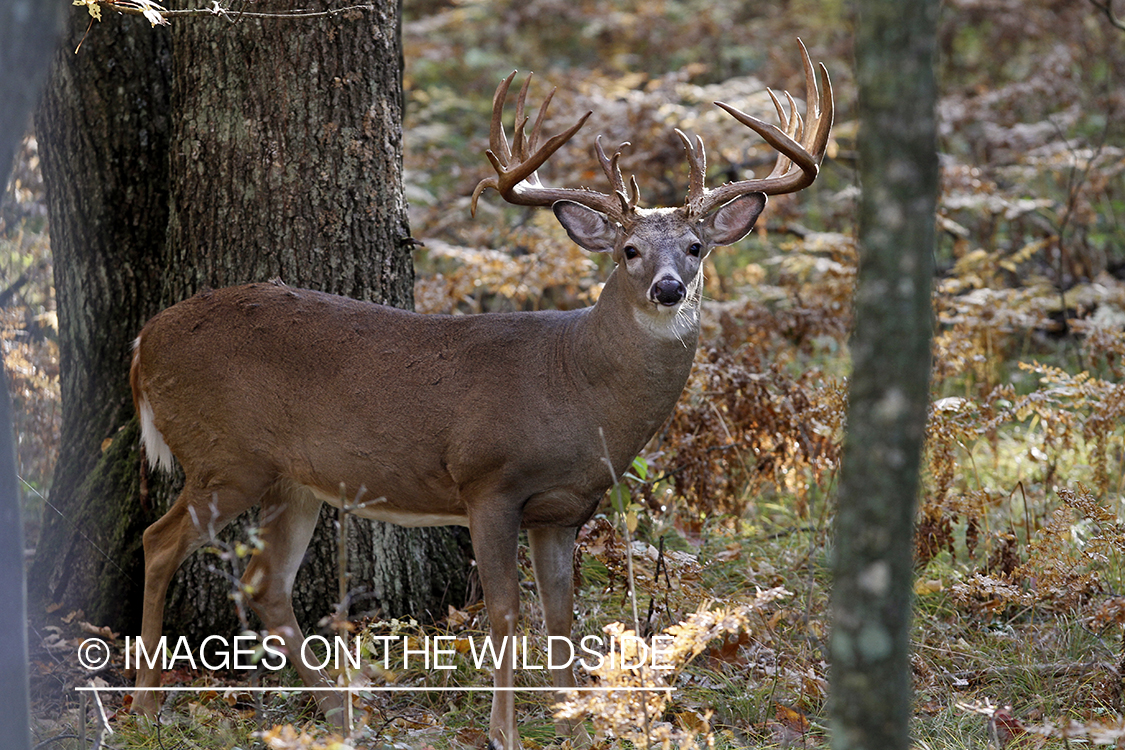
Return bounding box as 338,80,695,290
79,621,120,640
446,605,471,628
775,703,810,733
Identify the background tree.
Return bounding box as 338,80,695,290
829,1,940,749
29,2,467,643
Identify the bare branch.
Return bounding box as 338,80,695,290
89,0,380,24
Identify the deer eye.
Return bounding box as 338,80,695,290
623,246,639,260
687,243,703,257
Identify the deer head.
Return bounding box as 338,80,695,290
471,39,832,340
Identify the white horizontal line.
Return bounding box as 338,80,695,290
77,685,673,693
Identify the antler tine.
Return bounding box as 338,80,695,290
799,38,822,148
594,136,623,193
795,37,834,160
784,91,804,142
471,72,641,225
594,136,640,215
526,86,556,156
675,128,708,215
488,71,518,166
627,174,641,214
471,72,601,218
812,61,834,153
686,39,834,218
797,43,834,167
769,89,806,179
510,74,533,163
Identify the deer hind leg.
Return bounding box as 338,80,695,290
132,480,259,718
528,526,590,746
239,481,347,729
468,504,522,750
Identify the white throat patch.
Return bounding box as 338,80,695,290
633,301,700,345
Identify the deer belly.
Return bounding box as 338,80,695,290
303,483,470,527
520,488,602,528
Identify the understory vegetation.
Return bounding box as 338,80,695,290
5,0,1125,747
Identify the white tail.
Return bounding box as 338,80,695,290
131,340,175,475
130,42,832,748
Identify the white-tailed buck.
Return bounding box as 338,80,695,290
130,41,832,748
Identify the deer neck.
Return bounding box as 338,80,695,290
566,267,701,466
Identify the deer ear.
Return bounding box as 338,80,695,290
700,193,767,246
553,200,619,253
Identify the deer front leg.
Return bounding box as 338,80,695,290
528,526,590,746
469,505,522,750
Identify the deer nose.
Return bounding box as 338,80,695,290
651,277,686,306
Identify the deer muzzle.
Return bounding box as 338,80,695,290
651,276,687,306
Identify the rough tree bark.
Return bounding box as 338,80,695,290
829,2,940,749
30,2,468,646
29,11,173,629
159,0,468,641
1,2,66,746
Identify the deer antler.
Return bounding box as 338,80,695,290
473,40,832,228
681,38,834,220
471,72,641,228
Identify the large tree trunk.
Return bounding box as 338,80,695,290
30,2,468,646
29,12,173,628
162,4,414,304
160,1,467,641
829,1,940,749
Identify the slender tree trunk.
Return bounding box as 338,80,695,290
1,3,66,745
829,2,940,749
29,12,173,628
